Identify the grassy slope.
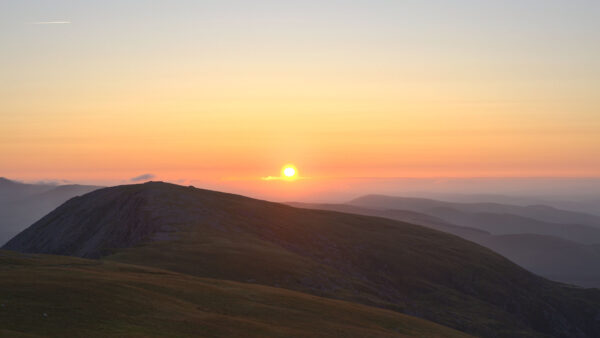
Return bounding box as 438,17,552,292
0,251,469,338
105,224,547,337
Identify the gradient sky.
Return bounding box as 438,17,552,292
1,1,599,199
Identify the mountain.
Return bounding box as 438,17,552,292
349,195,600,227
0,177,100,245
0,177,55,202
291,202,600,288
5,182,600,337
0,250,468,338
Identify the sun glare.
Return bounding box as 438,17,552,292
282,165,297,179
284,167,295,177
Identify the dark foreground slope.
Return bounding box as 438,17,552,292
0,251,467,338
5,182,600,337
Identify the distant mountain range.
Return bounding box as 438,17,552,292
348,195,600,226
4,182,600,337
414,192,600,217
0,177,100,245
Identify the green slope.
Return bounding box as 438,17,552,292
0,250,469,338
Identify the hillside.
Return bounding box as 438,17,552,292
287,202,488,241
5,182,600,337
0,178,100,245
289,202,600,287
0,250,468,337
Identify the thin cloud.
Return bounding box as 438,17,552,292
27,21,71,25
261,176,281,181
131,173,156,182
260,176,307,181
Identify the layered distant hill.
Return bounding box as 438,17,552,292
348,195,600,227
417,193,600,217
290,196,600,287
0,178,100,245
4,182,600,337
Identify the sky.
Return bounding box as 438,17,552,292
1,1,599,200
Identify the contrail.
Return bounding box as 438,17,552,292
28,21,71,25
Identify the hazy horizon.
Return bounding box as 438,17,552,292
2,1,599,200
4,176,600,210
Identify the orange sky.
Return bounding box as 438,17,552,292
1,1,599,199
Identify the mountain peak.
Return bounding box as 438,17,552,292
2,182,248,257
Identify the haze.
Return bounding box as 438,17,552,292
1,1,599,200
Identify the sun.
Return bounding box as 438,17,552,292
281,165,297,179
284,167,295,177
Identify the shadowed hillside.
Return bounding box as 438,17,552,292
287,202,489,242
289,202,600,288
4,182,600,337
0,250,469,338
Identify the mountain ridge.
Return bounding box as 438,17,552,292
4,182,600,337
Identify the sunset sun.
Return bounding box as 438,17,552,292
282,165,297,179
